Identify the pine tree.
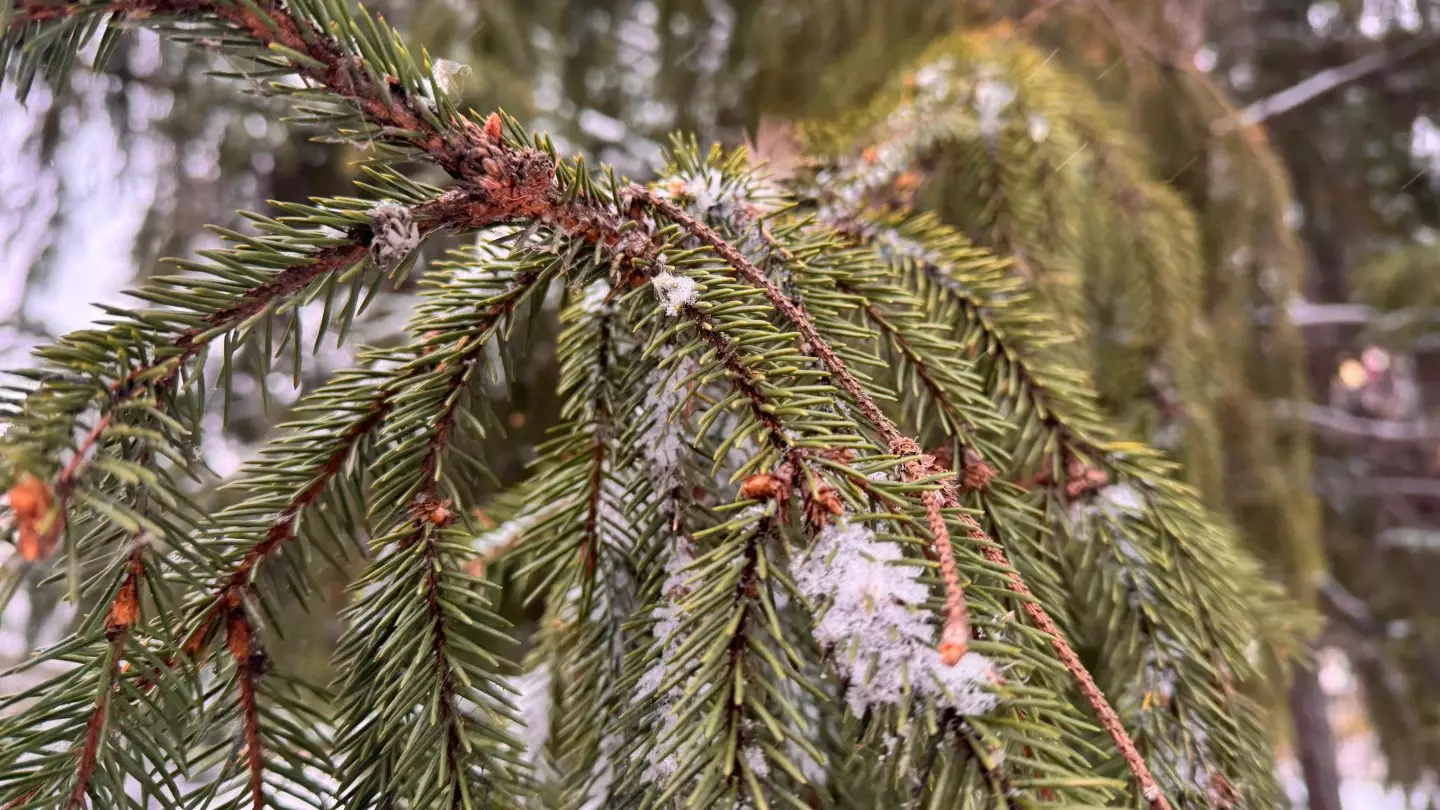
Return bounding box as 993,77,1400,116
0,3,1309,809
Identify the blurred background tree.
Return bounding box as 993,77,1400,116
3,0,1440,807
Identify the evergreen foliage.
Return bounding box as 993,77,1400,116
0,3,1312,809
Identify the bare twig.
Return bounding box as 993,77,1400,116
1228,34,1440,130
1274,400,1440,442
1277,301,1440,331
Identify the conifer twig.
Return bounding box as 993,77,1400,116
225,607,264,810
3,539,147,810
627,185,1172,810
185,264,543,660
579,312,614,578
925,490,970,664
10,192,490,570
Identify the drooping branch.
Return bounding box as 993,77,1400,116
627,185,1172,810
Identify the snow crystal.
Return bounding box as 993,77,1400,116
580,280,612,316
511,663,553,772
652,271,698,315
637,537,695,701
791,521,998,718
681,168,727,212
636,357,697,490
913,59,954,96
431,59,471,97
793,744,826,785
367,202,420,271
744,745,769,779
1027,114,1050,143
475,514,536,557
973,76,1016,137
580,732,621,810
639,537,706,786
1098,482,1146,516
635,659,666,699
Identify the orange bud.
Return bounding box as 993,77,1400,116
226,612,252,662
107,576,140,634
9,473,63,562
739,474,780,500
8,472,49,517
939,640,967,667
483,112,503,143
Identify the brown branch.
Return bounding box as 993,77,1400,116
8,0,199,26
180,399,388,662
185,258,542,657
632,188,908,451
225,606,265,810
579,313,613,578
10,0,544,192
982,536,1169,809
359,269,542,806
926,490,970,665
630,185,1172,810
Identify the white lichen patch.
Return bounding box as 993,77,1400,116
367,202,420,270
792,521,999,718
369,216,419,267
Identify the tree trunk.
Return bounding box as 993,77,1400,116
1290,663,1345,810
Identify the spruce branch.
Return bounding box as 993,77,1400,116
180,392,388,662
1,5,1308,804
9,0,462,171
832,211,1287,806
57,541,145,810
628,184,1171,809
329,257,550,807
225,610,265,810
3,192,487,573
